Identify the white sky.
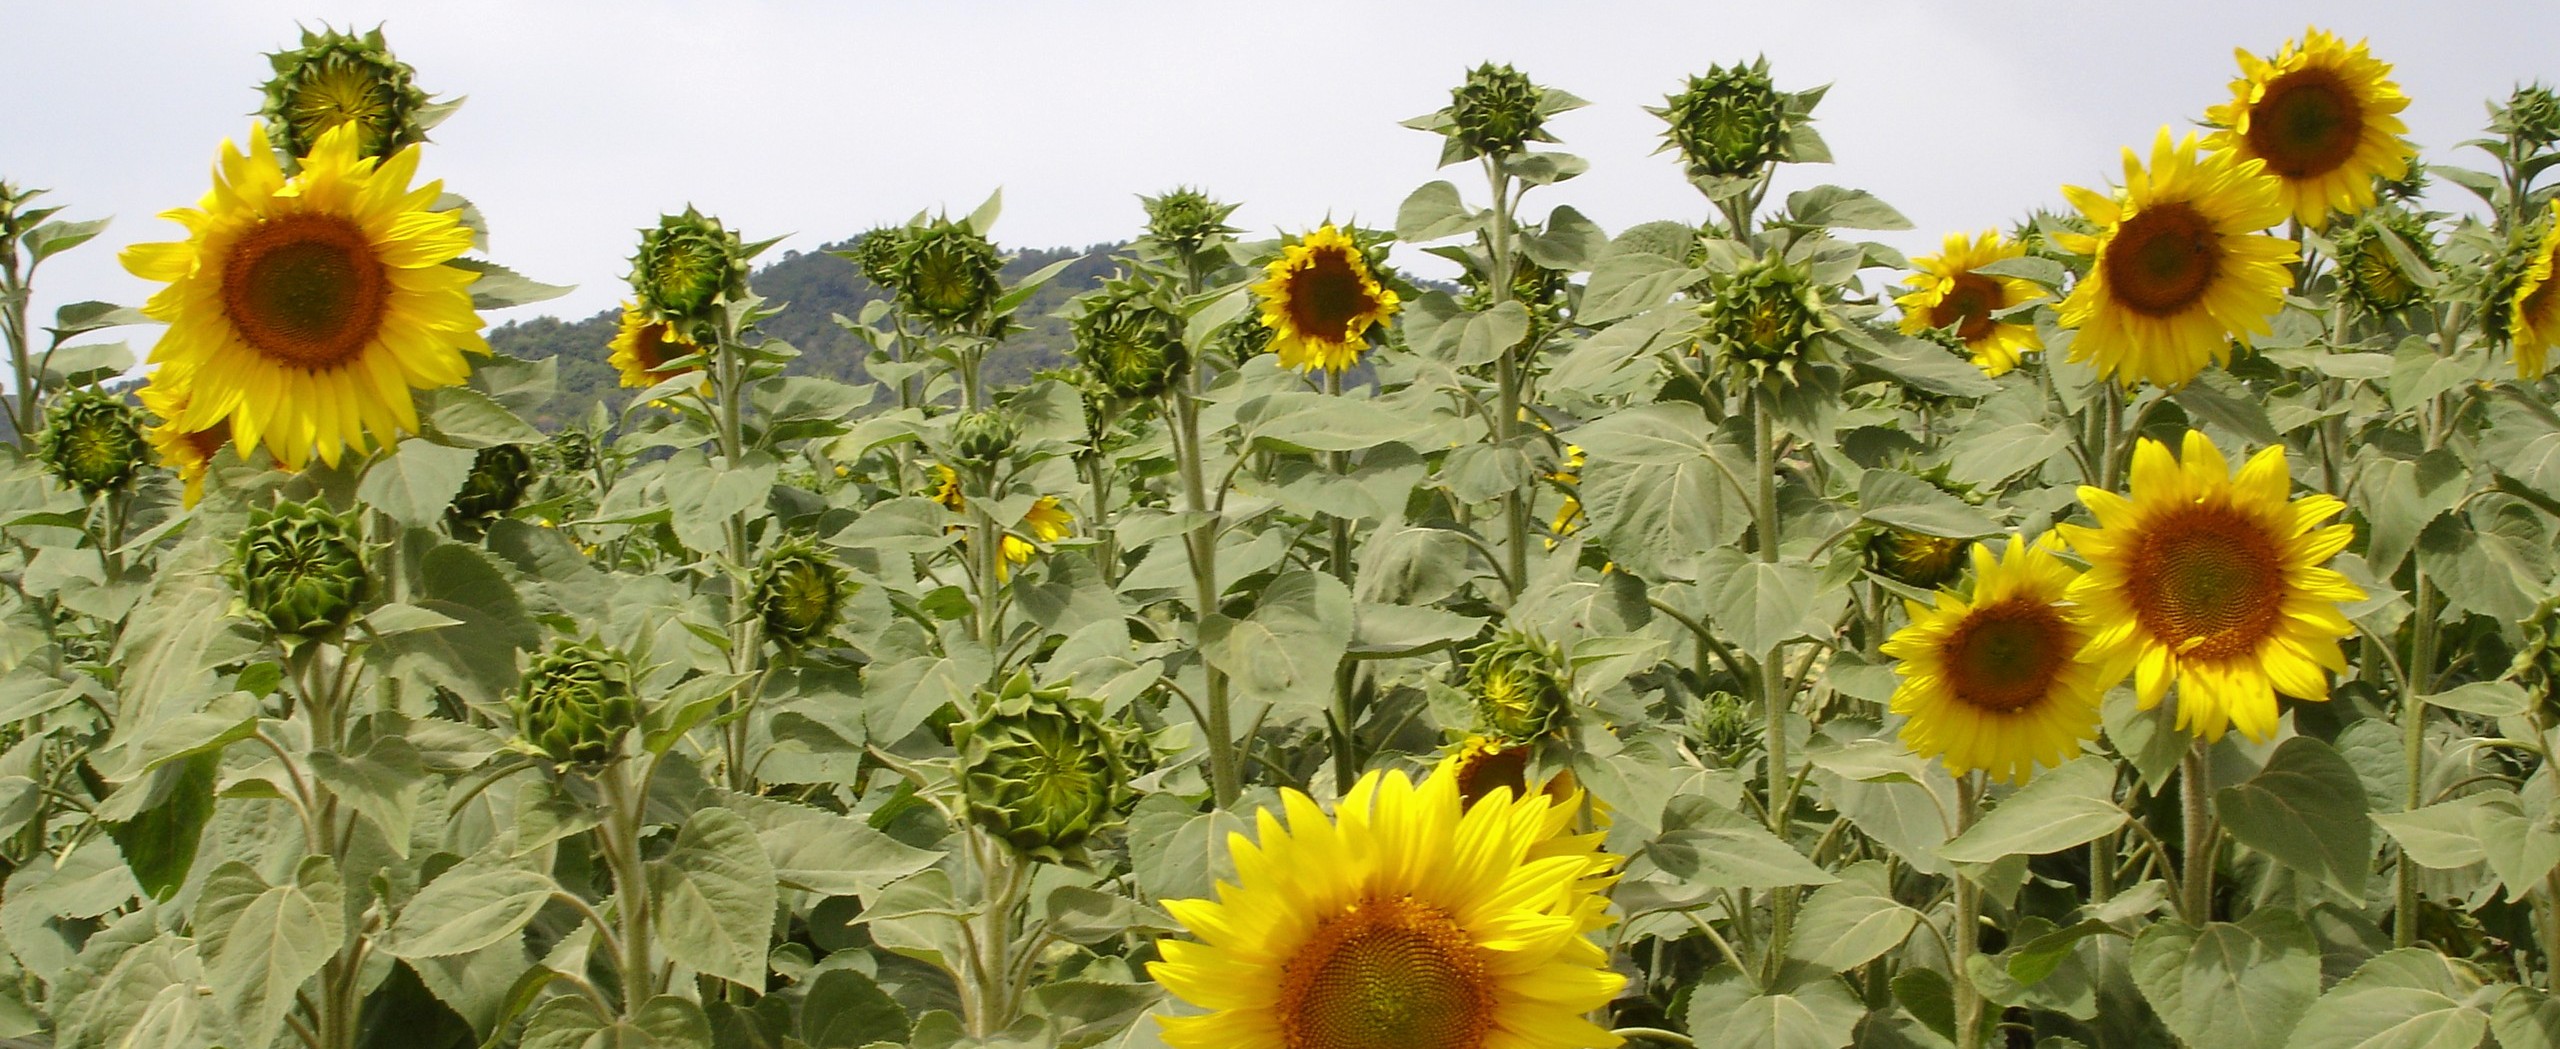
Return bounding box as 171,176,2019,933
6,1,2558,341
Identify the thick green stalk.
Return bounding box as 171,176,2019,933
1324,369,1360,791
1482,154,1530,590
1750,387,1797,957
2398,573,2438,947
1954,776,1985,1049
711,313,765,792
600,762,655,1013
1173,380,1237,806
2180,741,2216,923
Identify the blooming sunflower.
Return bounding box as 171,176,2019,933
605,302,707,389
120,121,486,470
2056,431,2363,742
1883,535,2103,784
137,371,231,508
2204,28,2414,230
1254,225,1401,375
2510,209,2560,380
1896,231,2045,376
2054,130,2295,390
1149,765,1623,1049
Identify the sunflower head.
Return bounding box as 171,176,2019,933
1439,735,1580,809
953,672,1134,865
37,388,148,497
1467,630,1570,742
2204,28,2413,230
2498,83,2560,152
1701,252,1833,389
514,638,640,767
447,443,533,532
1896,230,2046,377
1072,278,1187,401
949,410,1019,467
1868,528,1974,591
1654,57,1814,183
2055,431,2364,742
606,302,707,390
259,25,434,163
2334,206,2438,316
1138,187,1243,263
232,499,371,641
1695,690,1763,764
1254,225,1402,375
844,225,914,292
1148,764,1623,1049
2054,129,2296,390
545,428,596,473
1883,535,2103,783
2508,209,2560,380
894,218,1006,332
630,208,750,330
1407,62,1581,165
755,535,848,648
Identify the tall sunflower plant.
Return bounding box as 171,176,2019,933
34,21,2560,1049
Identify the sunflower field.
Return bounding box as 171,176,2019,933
9,21,2560,1049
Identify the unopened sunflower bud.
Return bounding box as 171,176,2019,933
629,207,750,328
259,25,432,161
37,388,147,497
1139,187,1241,261
1656,58,1796,180
894,218,1004,331
515,639,640,766
1702,253,1832,388
954,672,1134,864
1468,631,1571,743
448,443,533,529
950,410,1018,467
232,499,370,639
1867,528,1972,591
1072,281,1187,401
756,536,848,647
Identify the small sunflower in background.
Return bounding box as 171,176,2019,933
929,464,1074,577
1884,534,2103,784
1149,765,1623,1049
120,121,486,470
2510,208,2560,380
137,374,229,508
2205,27,2414,231
2057,431,2363,742
606,302,708,389
2054,129,2295,389
1253,225,1401,375
1896,230,2045,377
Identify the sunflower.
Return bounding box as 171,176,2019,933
929,464,1073,577
121,122,486,470
2053,130,2295,390
1254,225,1401,375
2055,431,2363,742
1896,231,2045,376
136,371,232,508
2510,209,2560,380
1882,535,2103,784
1149,765,1623,1049
2204,28,2414,230
606,302,707,389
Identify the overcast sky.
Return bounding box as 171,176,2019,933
6,1,2558,346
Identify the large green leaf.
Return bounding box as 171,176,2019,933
2288,948,2489,1049
2494,985,2560,1049
357,439,477,528
1786,861,1920,971
1644,803,1836,891
1200,570,1354,713
1699,549,1831,657
801,968,909,1048
2469,787,2560,899
194,857,344,1049
646,807,777,988
521,994,711,1049
1940,756,2125,864
720,792,941,899
383,856,556,959
1681,965,1862,1049
1858,470,1998,538
2128,911,2319,1049
2215,736,2371,898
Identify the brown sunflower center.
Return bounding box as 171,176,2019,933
1451,743,1531,806
182,419,232,464
1278,895,1492,1049
1929,273,2005,343
2104,202,2221,318
1285,247,1380,343
2523,260,2560,330
2126,505,2285,661
629,322,699,377
221,214,389,370
1942,597,2073,713
2246,67,2364,180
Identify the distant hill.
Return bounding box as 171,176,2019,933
486,239,1128,428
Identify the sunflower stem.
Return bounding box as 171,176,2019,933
1750,386,1798,957
1324,368,1360,792
2179,740,2217,923
1483,153,1531,592
0,188,41,448
711,307,766,793
599,760,656,1013
1954,773,1986,1049
1173,373,1237,807
2398,570,2439,948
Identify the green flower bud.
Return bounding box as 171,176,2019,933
1449,63,1548,158
755,535,847,647
1866,529,1972,591
1702,253,1833,389
949,410,1018,467
448,443,534,529
2500,83,2560,151
845,225,914,292
1655,58,1800,181
232,500,370,639
2336,207,2438,316
629,207,751,327
37,388,147,497
1696,690,1762,764
954,673,1134,864
1071,279,1187,401
514,639,640,766
894,218,1004,331
545,429,596,474
1138,187,1241,261
259,25,433,162
1467,631,1570,743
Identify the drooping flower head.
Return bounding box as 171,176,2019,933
929,464,1073,576
606,302,707,389
629,207,751,334
894,217,1006,333
2332,206,2438,318
1148,764,1624,1049
259,25,436,163
2509,208,2560,380
2204,28,2414,230
1253,225,1402,375
447,442,533,531
37,387,148,497
1072,277,1188,401
755,534,848,648
953,672,1135,865
1896,231,2046,377
1883,535,2104,784
2054,129,2296,389
121,122,489,470
2056,431,2364,742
